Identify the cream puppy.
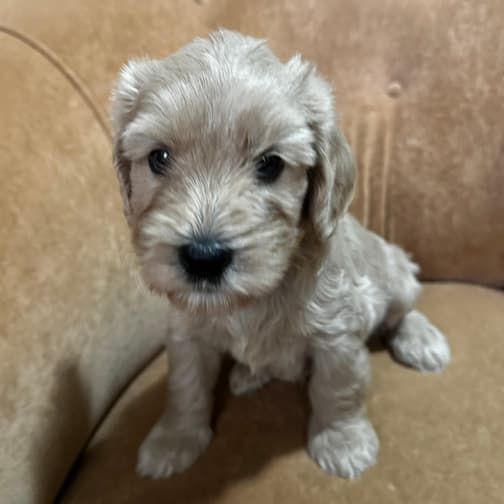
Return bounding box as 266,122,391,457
111,29,450,479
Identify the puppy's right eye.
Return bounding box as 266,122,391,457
148,149,171,175
255,154,285,184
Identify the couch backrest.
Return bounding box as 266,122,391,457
228,0,504,285
4,0,503,284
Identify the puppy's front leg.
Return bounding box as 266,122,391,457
137,335,221,478
308,334,378,479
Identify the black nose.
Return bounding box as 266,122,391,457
178,238,233,284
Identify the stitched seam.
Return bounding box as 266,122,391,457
381,106,395,240
361,111,377,229
0,25,112,142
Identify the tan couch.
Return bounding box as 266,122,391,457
1,1,503,503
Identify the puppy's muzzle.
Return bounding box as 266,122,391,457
178,237,233,285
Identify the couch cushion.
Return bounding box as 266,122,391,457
60,284,504,504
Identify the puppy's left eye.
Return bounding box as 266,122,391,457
256,154,285,184
148,148,171,175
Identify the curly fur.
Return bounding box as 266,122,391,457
111,29,450,479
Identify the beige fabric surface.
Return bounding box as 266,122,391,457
1,1,503,503
0,32,170,504
61,284,504,504
2,0,503,283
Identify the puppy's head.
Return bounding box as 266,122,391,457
111,30,355,314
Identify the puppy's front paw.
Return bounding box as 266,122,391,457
137,421,212,479
308,417,379,479
229,363,271,396
390,310,451,372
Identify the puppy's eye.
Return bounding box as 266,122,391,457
148,148,171,175
256,154,285,183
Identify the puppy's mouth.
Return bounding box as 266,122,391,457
139,238,285,315
166,288,253,315
139,253,254,314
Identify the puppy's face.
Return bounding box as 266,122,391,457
112,31,355,314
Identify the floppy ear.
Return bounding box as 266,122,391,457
110,58,160,223
294,62,356,241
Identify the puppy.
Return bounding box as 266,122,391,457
111,29,450,479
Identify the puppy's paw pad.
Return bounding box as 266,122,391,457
308,418,379,479
137,424,212,479
391,311,451,372
229,363,270,396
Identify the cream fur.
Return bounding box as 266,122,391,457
111,29,450,480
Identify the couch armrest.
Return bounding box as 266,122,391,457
0,29,170,504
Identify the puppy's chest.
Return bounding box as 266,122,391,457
211,304,306,372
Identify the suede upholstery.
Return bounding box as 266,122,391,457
61,285,504,504
1,1,503,503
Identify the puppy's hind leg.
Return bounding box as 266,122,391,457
381,246,450,372
389,310,451,372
